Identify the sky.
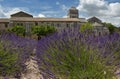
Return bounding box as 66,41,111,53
0,0,120,27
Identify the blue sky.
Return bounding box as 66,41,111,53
0,0,120,27
0,0,79,17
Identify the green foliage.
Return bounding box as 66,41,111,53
37,27,119,79
31,25,56,39
0,41,19,76
118,27,120,33
46,26,56,34
43,45,114,79
80,22,93,32
114,27,120,34
8,26,25,36
103,23,116,34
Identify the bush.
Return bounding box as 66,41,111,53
31,25,56,40
0,41,20,77
80,22,93,32
36,27,120,79
8,26,25,36
103,23,116,34
0,33,37,78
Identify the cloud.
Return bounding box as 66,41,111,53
41,11,60,14
38,14,46,17
61,5,68,11
4,8,22,18
56,1,60,5
40,10,63,17
0,0,4,1
39,6,52,10
77,0,120,27
101,16,120,27
0,5,5,17
0,5,28,18
21,0,31,3
63,15,68,18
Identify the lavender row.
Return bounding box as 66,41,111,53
0,33,37,78
36,27,120,79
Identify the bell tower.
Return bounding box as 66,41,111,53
67,7,79,18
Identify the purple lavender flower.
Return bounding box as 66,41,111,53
0,32,37,77
36,27,120,79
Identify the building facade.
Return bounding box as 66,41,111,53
0,7,109,35
0,7,86,33
88,17,109,35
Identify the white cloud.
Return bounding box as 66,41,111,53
40,11,62,17
41,11,59,14
0,0,4,1
39,6,52,10
38,14,46,18
0,5,5,17
61,5,68,11
63,15,68,18
0,5,27,18
56,1,60,5
77,0,120,27
101,16,120,27
4,8,22,18
21,0,31,3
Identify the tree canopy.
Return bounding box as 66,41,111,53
103,23,116,34
31,25,56,40
80,22,93,32
8,26,25,36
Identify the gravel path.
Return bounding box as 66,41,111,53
116,69,120,79
21,56,43,79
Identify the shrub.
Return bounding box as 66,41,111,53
0,33,37,78
103,23,116,34
36,27,120,79
8,26,25,36
0,41,19,76
31,25,56,40
80,22,93,32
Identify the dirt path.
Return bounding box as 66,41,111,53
21,56,43,79
116,69,120,79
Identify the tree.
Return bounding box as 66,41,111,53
31,25,56,40
103,23,116,34
80,22,93,32
118,27,120,33
8,26,25,36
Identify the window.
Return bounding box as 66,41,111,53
25,22,32,33
35,22,38,26
66,24,69,27
57,23,60,27
5,23,8,28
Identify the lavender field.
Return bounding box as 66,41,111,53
0,27,120,79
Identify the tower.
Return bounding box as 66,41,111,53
67,7,79,18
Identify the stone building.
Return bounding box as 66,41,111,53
0,7,86,33
67,7,79,18
92,22,109,35
87,16,102,24
87,17,109,35
0,7,109,35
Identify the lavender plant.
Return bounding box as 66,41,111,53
36,27,120,79
0,33,37,78
91,33,120,68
